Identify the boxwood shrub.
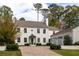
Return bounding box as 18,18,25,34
74,41,79,45
36,43,41,46
25,43,30,46
6,43,19,51
50,44,61,50
46,43,51,46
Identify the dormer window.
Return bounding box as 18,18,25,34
24,28,27,33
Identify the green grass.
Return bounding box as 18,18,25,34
53,49,79,56
0,50,22,56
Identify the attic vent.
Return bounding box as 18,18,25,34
19,17,25,21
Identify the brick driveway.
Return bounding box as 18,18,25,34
19,46,61,56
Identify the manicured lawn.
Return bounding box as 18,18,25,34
53,49,79,56
0,50,22,56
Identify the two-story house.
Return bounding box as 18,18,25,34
15,20,49,45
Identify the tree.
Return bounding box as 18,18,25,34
48,4,79,29
48,13,61,28
33,3,42,21
0,5,17,45
64,35,72,45
48,4,64,28
19,17,25,21
63,5,79,29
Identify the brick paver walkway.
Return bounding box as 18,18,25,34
19,46,61,56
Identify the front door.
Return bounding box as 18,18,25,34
30,38,34,45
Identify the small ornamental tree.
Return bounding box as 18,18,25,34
0,5,17,45
64,35,72,45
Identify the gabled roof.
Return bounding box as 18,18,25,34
51,28,72,37
15,20,48,28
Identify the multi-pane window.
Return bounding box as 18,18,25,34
37,28,40,33
37,38,40,43
58,37,62,39
43,29,46,34
49,39,51,43
24,38,27,42
17,37,20,42
17,28,20,32
43,38,46,43
24,28,27,33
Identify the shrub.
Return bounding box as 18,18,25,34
74,41,79,45
57,45,61,49
46,43,51,46
50,44,61,50
0,42,5,46
64,35,72,45
25,43,30,46
36,43,41,46
6,43,19,51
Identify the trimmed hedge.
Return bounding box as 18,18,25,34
64,35,72,45
74,41,79,45
6,43,19,51
25,43,30,46
50,44,61,50
46,43,51,46
36,43,41,46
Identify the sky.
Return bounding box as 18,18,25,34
0,0,79,21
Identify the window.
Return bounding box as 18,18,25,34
24,38,27,42
17,37,20,42
31,29,33,31
17,28,20,32
58,37,62,39
49,39,51,43
37,28,40,33
43,38,46,43
43,29,46,34
37,38,40,42
24,28,27,33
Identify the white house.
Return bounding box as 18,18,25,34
15,19,58,45
50,26,79,45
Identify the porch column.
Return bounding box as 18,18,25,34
34,38,36,44
35,38,36,44
29,38,30,44
56,37,58,45
62,36,64,45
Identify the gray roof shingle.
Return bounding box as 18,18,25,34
51,28,72,37
15,20,48,28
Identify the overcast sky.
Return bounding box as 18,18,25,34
0,0,79,21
